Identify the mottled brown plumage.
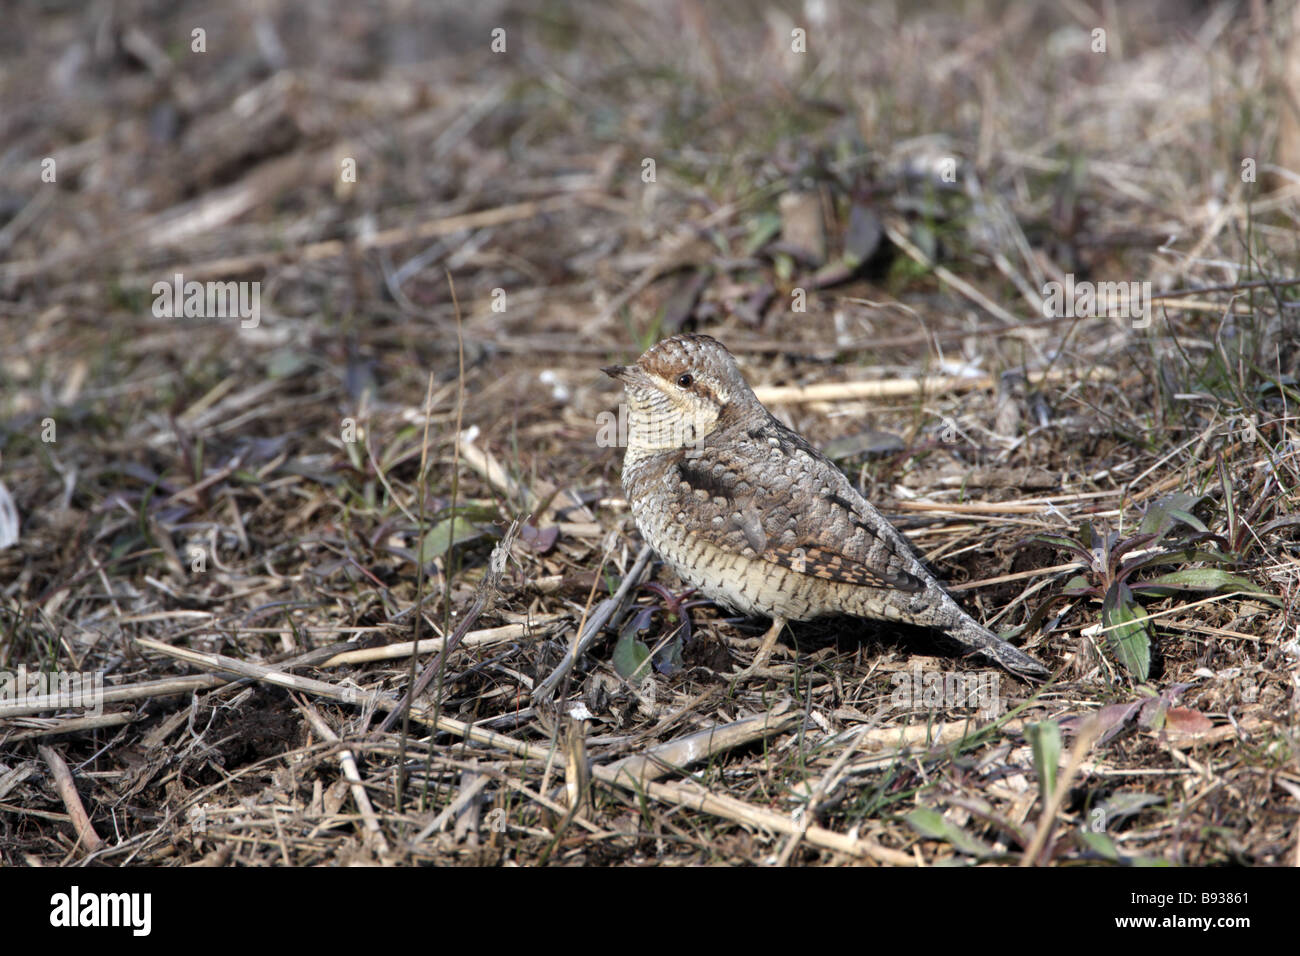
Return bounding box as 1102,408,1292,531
604,333,1048,678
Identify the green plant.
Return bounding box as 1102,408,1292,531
1025,492,1278,681
610,583,705,685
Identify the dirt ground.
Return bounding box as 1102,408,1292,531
1,0,1298,866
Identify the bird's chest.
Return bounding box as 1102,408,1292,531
621,456,690,555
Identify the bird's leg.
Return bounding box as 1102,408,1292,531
734,615,787,676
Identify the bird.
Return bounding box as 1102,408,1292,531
603,333,1048,679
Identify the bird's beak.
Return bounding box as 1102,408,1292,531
602,365,629,382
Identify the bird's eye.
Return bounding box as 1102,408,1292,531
676,374,693,388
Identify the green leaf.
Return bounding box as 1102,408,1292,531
1096,791,1164,824
742,211,782,256
774,252,794,283
612,633,652,685
417,520,485,563
1078,521,1096,551
1138,493,1206,538
1122,546,1238,571
1166,508,1209,533
1025,721,1061,806
1030,534,1093,562
380,424,422,469
1218,455,1236,544
266,348,311,378
905,807,995,858
1077,829,1122,860
1077,829,1173,866
345,440,364,471
1137,568,1280,604
431,501,500,523
1021,593,1074,636
1102,582,1151,681
1031,534,1085,550
1061,574,1095,595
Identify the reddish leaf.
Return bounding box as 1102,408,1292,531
1162,707,1214,736
519,522,558,554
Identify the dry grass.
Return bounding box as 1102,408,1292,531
1,0,1298,866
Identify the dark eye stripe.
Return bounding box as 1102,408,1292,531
667,371,724,408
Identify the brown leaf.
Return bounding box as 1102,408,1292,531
1162,707,1214,737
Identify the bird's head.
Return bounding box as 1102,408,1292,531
603,334,751,457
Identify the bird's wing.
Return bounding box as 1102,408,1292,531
668,431,926,592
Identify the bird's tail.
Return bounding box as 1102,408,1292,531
948,616,1049,679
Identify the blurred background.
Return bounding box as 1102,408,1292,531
1,1,1298,866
